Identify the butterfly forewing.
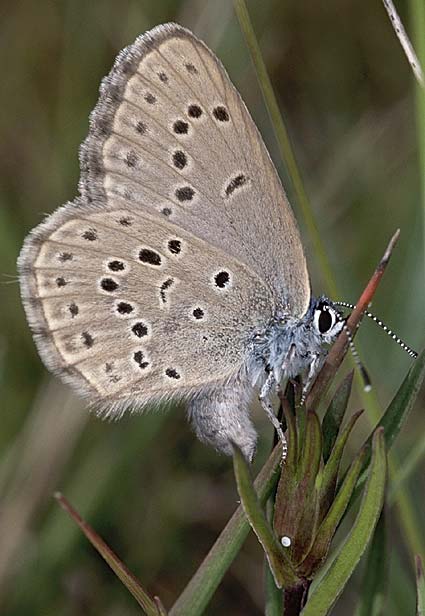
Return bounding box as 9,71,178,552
83,23,310,315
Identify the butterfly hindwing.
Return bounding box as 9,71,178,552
19,203,273,414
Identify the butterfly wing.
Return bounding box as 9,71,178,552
81,22,311,317
19,203,273,414
19,23,309,415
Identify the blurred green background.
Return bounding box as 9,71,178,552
1,1,424,614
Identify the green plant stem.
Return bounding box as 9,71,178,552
355,508,387,616
170,446,282,616
233,0,337,298
416,555,425,615
391,477,425,558
284,579,311,616
409,0,425,269
233,445,298,588
301,429,387,616
389,437,425,502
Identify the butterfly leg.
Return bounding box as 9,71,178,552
300,352,324,405
259,372,287,461
187,382,258,461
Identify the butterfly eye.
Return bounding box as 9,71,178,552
314,305,337,334
318,309,333,333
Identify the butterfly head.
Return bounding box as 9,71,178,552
310,296,344,343
251,296,344,386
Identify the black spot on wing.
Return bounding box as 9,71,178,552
101,278,119,292
117,302,133,315
167,239,181,255
160,278,174,304
108,260,125,272
172,150,187,170
188,104,202,118
132,322,148,338
213,106,229,122
214,271,230,288
81,331,94,348
134,350,149,369
69,302,79,317
59,252,73,262
173,120,189,134
82,228,97,241
165,367,180,379
139,249,161,266
192,307,204,320
225,174,248,197
144,92,156,104
175,186,194,202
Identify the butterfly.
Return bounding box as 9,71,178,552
19,23,397,461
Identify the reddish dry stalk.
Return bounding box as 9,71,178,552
306,229,400,411
54,492,162,614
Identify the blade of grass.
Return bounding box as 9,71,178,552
409,0,425,272
265,562,283,616
388,435,425,503
416,555,425,616
233,444,297,588
382,0,424,85
54,492,163,616
319,409,364,513
355,509,388,616
345,349,425,559
299,448,366,578
353,348,425,493
301,429,387,616
233,0,337,298
265,500,284,616
170,445,282,616
322,371,354,462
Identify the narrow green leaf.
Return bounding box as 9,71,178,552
389,435,425,503
300,448,366,577
416,555,425,616
410,0,425,272
355,509,387,616
293,412,323,563
301,429,387,616
170,445,282,616
233,0,337,298
273,412,322,564
272,397,299,540
232,445,298,589
265,560,283,616
318,409,364,521
54,493,162,616
374,348,425,452
265,499,284,616
300,412,323,482
351,349,425,499
322,371,354,462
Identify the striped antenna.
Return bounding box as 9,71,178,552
333,310,372,392
334,301,418,359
